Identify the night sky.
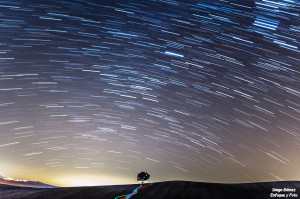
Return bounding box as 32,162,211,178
0,0,299,187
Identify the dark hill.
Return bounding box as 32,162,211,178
0,178,56,188
0,181,299,199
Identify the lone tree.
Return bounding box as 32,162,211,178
137,171,150,184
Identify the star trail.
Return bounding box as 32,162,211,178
0,0,299,186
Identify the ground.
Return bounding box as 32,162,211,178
1,181,299,199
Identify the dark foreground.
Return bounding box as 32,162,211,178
0,181,299,199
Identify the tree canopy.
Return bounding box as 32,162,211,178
137,171,150,183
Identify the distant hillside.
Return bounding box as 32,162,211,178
0,181,299,199
0,178,56,188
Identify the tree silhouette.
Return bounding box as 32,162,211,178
137,171,150,184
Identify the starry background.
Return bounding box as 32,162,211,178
0,0,299,187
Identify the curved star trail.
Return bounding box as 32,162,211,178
0,0,299,186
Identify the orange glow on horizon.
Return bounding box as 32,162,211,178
55,175,135,187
